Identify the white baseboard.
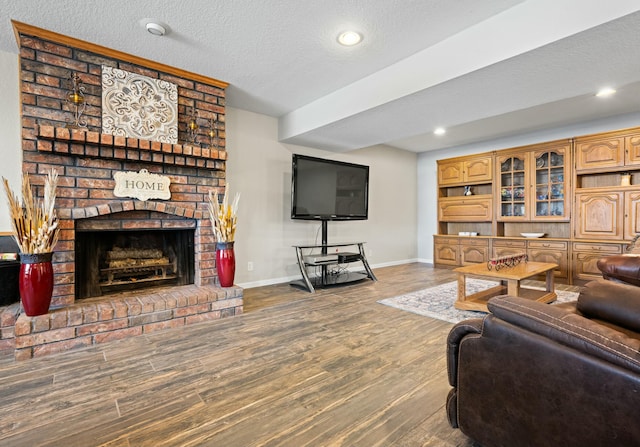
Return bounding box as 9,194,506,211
370,258,421,268
237,275,301,289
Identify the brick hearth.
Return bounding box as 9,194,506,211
1,285,242,361
0,22,243,360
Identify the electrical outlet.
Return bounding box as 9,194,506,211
247,261,254,271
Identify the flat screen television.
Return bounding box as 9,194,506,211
291,154,369,221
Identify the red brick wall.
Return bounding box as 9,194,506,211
15,27,228,307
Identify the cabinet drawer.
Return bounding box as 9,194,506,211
527,240,567,250
492,239,526,259
460,238,489,247
438,196,493,222
572,243,622,254
434,237,459,245
492,239,527,249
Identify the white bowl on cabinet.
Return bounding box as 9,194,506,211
520,232,545,238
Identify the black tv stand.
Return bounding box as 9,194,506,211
291,241,377,293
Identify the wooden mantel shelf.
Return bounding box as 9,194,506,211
36,125,227,169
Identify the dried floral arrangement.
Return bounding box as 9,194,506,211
208,184,240,243
3,169,60,254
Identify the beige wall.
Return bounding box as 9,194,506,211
226,107,418,287
0,50,22,233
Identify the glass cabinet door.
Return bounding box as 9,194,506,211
534,150,566,219
499,155,527,219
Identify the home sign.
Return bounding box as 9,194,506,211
113,169,171,201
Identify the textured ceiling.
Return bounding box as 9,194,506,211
1,0,639,153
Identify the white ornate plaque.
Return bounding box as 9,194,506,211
113,169,171,201
102,66,178,143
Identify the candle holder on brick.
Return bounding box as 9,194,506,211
65,72,87,129
186,107,199,144
208,118,220,149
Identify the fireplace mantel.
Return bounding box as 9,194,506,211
36,125,227,169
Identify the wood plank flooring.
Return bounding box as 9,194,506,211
0,263,480,447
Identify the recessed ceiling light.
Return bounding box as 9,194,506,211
596,87,616,97
434,127,446,136
146,22,166,36
337,31,362,46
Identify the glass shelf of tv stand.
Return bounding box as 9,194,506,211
291,242,377,293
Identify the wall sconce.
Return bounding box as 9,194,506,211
65,72,87,129
208,118,219,149
186,108,199,143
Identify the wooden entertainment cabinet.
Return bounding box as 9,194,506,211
435,125,640,284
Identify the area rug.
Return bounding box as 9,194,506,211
378,279,580,324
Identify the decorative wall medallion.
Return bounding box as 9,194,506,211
113,169,171,201
102,66,178,143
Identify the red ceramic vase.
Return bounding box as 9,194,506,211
216,242,236,287
19,252,54,316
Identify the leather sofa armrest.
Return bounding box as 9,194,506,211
488,296,640,374
446,318,484,387
577,279,640,332
597,254,640,286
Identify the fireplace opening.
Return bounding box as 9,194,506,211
75,229,195,299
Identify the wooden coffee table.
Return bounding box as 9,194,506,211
453,261,558,312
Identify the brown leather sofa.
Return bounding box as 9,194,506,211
446,279,640,447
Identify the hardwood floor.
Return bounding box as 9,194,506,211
0,263,479,447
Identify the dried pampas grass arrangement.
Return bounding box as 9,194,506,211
3,169,60,254
208,184,240,243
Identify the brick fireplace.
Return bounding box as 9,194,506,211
0,22,243,360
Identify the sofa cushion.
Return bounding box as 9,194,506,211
577,279,640,332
